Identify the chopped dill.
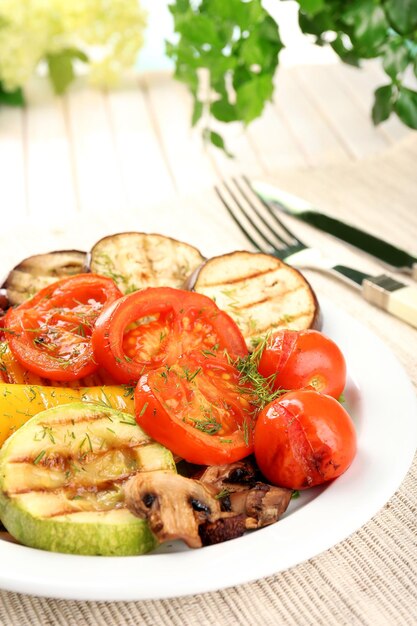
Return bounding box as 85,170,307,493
215,488,230,500
118,415,137,426
122,384,135,398
139,402,148,417
85,433,93,453
189,413,222,435
234,334,288,410
183,366,202,382
33,450,46,465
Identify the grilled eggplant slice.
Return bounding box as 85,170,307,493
89,232,205,293
188,251,321,348
0,403,175,555
4,250,87,306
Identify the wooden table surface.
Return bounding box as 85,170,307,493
0,60,411,227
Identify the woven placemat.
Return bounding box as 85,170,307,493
0,139,416,625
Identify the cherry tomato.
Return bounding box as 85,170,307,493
254,389,356,489
135,355,255,465
258,329,346,398
92,287,248,384
4,274,122,381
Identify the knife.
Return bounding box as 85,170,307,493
252,180,417,281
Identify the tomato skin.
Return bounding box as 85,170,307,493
135,355,254,465
5,274,122,381
254,389,356,489
258,329,346,399
92,287,248,384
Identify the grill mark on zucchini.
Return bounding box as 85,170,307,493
5,471,141,496
45,505,129,519
35,412,135,427
9,439,151,468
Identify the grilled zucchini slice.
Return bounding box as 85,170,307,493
0,403,175,555
188,251,321,348
89,232,204,293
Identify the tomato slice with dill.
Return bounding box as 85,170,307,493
135,355,256,465
4,274,122,381
92,287,248,384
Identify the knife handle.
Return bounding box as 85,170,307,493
363,275,417,329
412,264,417,282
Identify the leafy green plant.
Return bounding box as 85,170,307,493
0,81,23,107
167,0,417,154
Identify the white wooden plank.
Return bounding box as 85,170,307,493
295,65,390,158
25,78,78,220
143,75,218,194
65,82,123,215
323,62,411,144
246,100,308,173
0,106,26,223
273,67,351,167
206,119,267,180
106,78,176,212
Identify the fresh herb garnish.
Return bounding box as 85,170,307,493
215,488,230,500
189,412,222,435
235,335,287,410
33,450,46,465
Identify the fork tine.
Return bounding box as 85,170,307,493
239,175,304,247
216,181,285,253
214,185,266,253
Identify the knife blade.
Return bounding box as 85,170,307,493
252,180,417,280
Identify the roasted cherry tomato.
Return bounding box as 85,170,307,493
4,274,122,381
135,355,255,465
92,287,248,384
258,329,346,398
254,389,357,489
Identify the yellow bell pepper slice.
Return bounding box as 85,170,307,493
0,383,135,448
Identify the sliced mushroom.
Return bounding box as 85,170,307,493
197,461,292,529
229,483,292,529
198,514,246,546
124,470,222,548
197,460,257,493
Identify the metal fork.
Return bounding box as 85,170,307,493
215,176,417,329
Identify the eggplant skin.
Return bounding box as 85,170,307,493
187,250,321,349
3,250,87,306
88,232,205,294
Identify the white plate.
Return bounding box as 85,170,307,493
0,213,416,601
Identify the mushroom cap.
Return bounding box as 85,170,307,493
124,471,222,548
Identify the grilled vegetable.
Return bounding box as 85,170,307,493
0,403,175,555
89,232,205,293
3,250,86,306
187,251,321,348
4,274,122,383
124,470,223,548
0,341,116,387
0,383,135,448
